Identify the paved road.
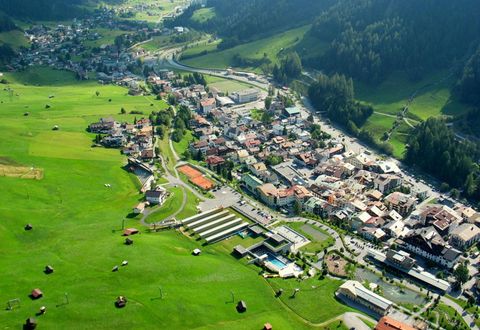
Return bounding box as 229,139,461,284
146,47,270,91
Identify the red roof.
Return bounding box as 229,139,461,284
123,228,139,236
375,316,415,330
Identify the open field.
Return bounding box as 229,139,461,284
205,75,253,93
84,28,131,48
182,25,312,72
267,277,354,324
190,7,216,23
356,71,470,120
0,67,340,329
0,29,29,49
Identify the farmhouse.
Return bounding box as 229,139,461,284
145,187,167,205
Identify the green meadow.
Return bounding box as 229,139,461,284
0,67,351,328
190,7,216,23
0,29,29,49
182,25,312,72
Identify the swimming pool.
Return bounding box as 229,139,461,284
268,255,288,270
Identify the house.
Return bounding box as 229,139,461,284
249,162,267,176
205,155,225,170
133,202,147,214
337,280,393,315
374,174,402,194
374,316,415,330
145,188,167,205
450,223,480,250
141,149,154,160
400,226,461,268
384,192,416,216
303,197,325,216
200,98,216,114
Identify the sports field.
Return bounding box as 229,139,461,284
0,67,351,328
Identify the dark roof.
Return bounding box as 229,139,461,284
146,190,163,198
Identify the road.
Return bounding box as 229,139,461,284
145,46,270,91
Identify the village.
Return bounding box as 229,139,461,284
87,62,480,329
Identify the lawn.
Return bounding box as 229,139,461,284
182,25,312,72
0,67,321,329
173,129,196,159
286,222,334,253
267,277,354,324
158,131,177,174
175,186,201,220
144,186,184,223
190,7,216,23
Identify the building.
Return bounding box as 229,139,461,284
232,88,259,104
400,226,461,269
200,98,216,114
337,280,393,315
145,188,167,205
241,173,263,195
384,192,416,216
367,249,450,292
374,174,402,194
374,316,415,330
450,223,480,250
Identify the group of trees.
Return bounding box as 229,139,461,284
405,118,480,201
171,105,192,143
183,72,206,86
170,0,334,49
0,0,89,20
272,52,303,84
308,73,373,131
307,0,480,83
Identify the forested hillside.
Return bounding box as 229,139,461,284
170,0,334,49
0,0,123,20
308,0,480,83
405,118,480,199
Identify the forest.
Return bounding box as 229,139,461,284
308,73,373,131
308,0,480,83
169,0,334,49
405,118,480,200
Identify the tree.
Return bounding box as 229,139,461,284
264,96,272,110
454,263,469,285
293,201,302,215
120,107,126,114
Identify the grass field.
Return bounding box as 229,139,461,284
356,71,469,120
144,186,184,223
173,129,196,158
182,25,312,72
205,75,253,94
267,277,354,324
190,7,216,23
158,132,177,174
0,29,29,49
84,28,131,48
0,66,342,328
355,70,471,158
